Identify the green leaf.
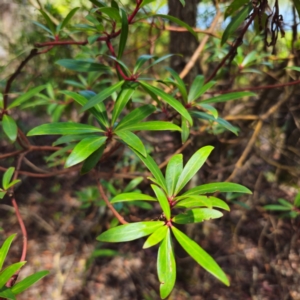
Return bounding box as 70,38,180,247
278,198,294,208
198,104,218,119
140,81,193,125
0,287,16,300
80,81,124,112
200,92,255,104
39,10,55,35
27,122,104,136
2,115,17,143
116,121,181,132
131,148,167,192
166,67,187,103
191,111,239,135
181,182,252,197
124,177,144,192
141,54,175,72
59,7,79,31
11,270,49,295
172,227,229,286
181,117,190,143
263,205,291,211
172,208,223,224
0,234,16,271
294,192,300,208
179,0,185,6
143,226,168,249
118,9,128,59
157,228,176,299
116,131,146,157
140,0,156,8
8,85,46,109
0,191,6,199
56,59,110,72
98,7,121,21
155,14,198,40
188,75,204,103
151,184,171,220
134,55,155,74
221,4,252,46
111,192,156,203
166,154,183,197
175,196,230,211
2,168,15,191
65,136,107,167
0,262,26,288
189,81,216,103
52,134,89,146
81,144,105,174
97,221,164,242
174,146,214,195
286,66,300,72
224,0,248,19
111,84,137,126
33,21,53,35
61,90,108,128
5,180,21,190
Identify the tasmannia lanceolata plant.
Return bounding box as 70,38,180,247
0,0,273,298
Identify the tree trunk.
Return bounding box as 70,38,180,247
168,0,200,85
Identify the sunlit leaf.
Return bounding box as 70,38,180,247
116,121,181,132
157,228,176,299
111,192,156,203
174,146,214,195
65,136,107,167
27,122,104,136
0,262,26,288
165,154,183,197
116,130,147,157
2,167,15,191
151,184,171,220
97,221,164,242
81,144,105,174
2,115,17,142
60,7,80,31
172,227,229,286
11,271,49,295
124,177,144,192
188,75,204,103
143,225,168,249
0,234,16,271
172,208,223,224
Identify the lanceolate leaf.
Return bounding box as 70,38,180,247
61,90,108,129
174,146,214,195
80,81,124,112
81,144,105,174
124,177,144,192
200,91,255,104
0,262,27,288
221,4,252,46
224,0,249,19
155,14,198,40
97,221,164,242
198,104,218,119
2,167,15,190
118,9,128,59
130,148,167,192
27,122,104,136
134,55,155,74
111,193,156,203
157,228,176,299
0,287,16,300
175,196,230,211
189,81,216,103
65,136,107,167
116,130,147,157
181,117,190,143
0,234,16,271
188,75,204,103
142,54,174,71
56,59,110,72
263,205,291,211
165,154,183,197
2,115,18,142
8,85,47,109
171,227,229,286
166,67,187,102
111,84,137,126
116,121,181,132
39,9,55,35
181,182,252,197
172,208,223,224
140,81,193,125
60,7,80,31
143,225,168,249
151,184,171,220
11,270,49,295
115,105,156,131
294,192,300,208
191,111,239,135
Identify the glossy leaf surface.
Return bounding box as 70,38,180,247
111,193,156,203
172,208,223,224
